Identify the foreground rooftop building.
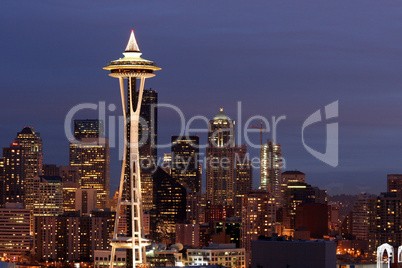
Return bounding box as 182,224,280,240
251,239,336,268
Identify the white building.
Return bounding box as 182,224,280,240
185,243,246,268
94,250,126,268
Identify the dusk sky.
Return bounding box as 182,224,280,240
1,0,401,196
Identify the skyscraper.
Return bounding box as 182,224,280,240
2,143,25,205
206,108,235,206
282,182,327,230
171,135,201,193
137,89,158,212
74,119,104,139
70,120,110,209
138,89,158,168
150,167,187,244
0,157,4,206
234,145,252,217
14,127,43,210
280,170,305,207
260,139,281,206
104,30,161,267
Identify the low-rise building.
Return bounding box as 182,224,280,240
185,243,245,268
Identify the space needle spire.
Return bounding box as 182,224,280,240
104,30,161,268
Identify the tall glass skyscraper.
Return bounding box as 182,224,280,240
260,139,282,206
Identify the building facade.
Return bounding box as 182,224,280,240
69,137,110,209
171,135,201,193
241,190,276,253
260,140,281,206
206,108,235,206
14,127,43,210
0,203,30,259
234,145,252,217
2,144,25,205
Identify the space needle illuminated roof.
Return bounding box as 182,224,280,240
103,30,161,73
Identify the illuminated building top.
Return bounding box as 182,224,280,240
103,30,161,75
213,108,231,121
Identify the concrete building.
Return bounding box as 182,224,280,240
0,203,30,259
251,239,337,268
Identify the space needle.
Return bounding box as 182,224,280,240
104,30,161,268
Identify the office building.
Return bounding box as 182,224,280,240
137,89,158,168
171,135,201,193
62,182,80,213
69,137,110,209
32,175,63,217
260,139,281,206
282,182,327,230
280,170,305,206
241,190,276,252
213,218,242,248
186,191,202,224
234,145,252,217
14,127,43,210
0,203,30,259
0,158,4,206
367,192,402,256
150,167,187,244
74,119,104,140
206,108,235,206
351,193,374,240
2,143,25,205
